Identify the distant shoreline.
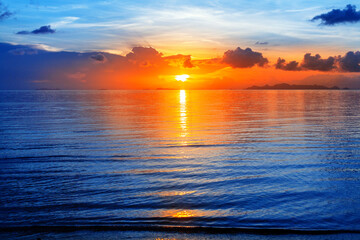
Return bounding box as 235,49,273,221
247,83,348,90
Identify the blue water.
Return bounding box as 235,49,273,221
1,90,360,231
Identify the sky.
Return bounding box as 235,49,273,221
1,0,360,89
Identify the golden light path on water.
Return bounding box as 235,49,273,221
179,90,188,140
170,89,197,219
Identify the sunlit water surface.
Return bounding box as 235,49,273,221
1,90,360,231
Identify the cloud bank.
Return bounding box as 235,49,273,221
0,43,196,89
277,52,360,72
312,4,360,25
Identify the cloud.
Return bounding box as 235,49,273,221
277,51,360,72
125,47,164,67
338,51,360,72
90,53,107,63
222,47,268,68
275,58,301,71
183,57,194,68
311,4,360,25
17,25,56,35
301,53,336,71
51,16,79,28
164,54,194,68
0,1,13,21
255,41,268,45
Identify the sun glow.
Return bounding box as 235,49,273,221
175,74,189,82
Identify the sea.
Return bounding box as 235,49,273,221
1,90,360,239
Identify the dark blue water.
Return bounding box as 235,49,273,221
1,90,360,231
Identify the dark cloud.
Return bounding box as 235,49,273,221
338,51,360,72
311,4,360,25
275,58,301,71
301,53,336,71
0,1,13,21
90,53,107,63
222,47,268,68
17,25,56,35
32,25,55,34
255,41,268,45
0,42,124,89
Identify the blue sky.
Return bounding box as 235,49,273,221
1,0,360,59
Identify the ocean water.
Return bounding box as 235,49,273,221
1,90,360,233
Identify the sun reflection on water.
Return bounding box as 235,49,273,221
179,90,187,140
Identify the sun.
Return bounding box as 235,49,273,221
175,74,189,82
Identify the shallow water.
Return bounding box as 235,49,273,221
1,90,360,231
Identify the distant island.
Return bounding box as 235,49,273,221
247,83,344,90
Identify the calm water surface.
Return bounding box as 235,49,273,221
1,90,360,231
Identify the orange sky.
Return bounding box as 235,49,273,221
53,46,360,90
2,42,360,90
